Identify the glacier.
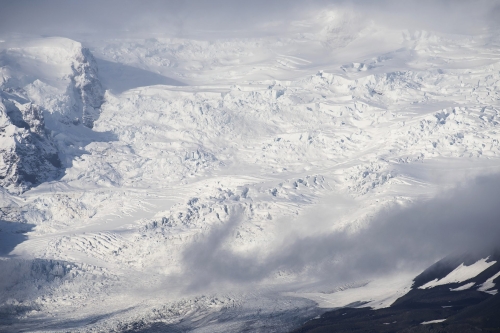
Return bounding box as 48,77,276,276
0,6,500,333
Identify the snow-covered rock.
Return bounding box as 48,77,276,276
0,89,60,193
71,47,105,128
0,37,104,192
0,37,104,127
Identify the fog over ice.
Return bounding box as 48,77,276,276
180,174,500,291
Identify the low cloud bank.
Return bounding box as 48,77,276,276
181,174,500,290
0,0,498,38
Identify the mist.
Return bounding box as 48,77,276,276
181,173,500,291
1,0,499,39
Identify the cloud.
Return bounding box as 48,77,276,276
354,0,500,34
0,0,498,39
0,0,304,38
180,173,500,291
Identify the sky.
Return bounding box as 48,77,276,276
1,0,499,39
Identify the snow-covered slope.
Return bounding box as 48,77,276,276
1,10,500,332
420,257,497,290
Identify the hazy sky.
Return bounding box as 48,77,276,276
1,0,499,39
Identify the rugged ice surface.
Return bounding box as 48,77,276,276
1,11,500,332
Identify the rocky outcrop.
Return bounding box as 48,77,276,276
71,47,104,128
0,89,61,193
0,38,106,193
0,38,104,128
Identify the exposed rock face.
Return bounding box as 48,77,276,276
0,38,105,193
71,47,104,128
0,89,61,193
0,38,104,128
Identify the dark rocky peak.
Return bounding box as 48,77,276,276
71,47,104,128
0,89,61,193
1,89,45,135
